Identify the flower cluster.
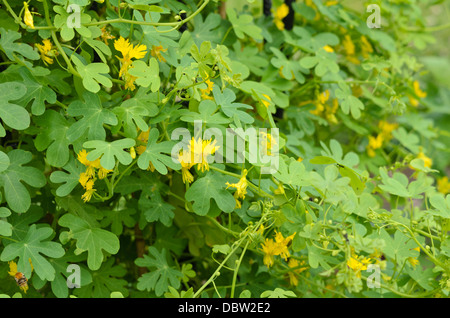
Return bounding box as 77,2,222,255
306,90,339,124
226,169,249,209
366,120,399,157
177,137,220,184
77,149,112,202
114,37,147,91
261,230,297,268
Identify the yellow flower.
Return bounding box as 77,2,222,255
190,137,220,173
78,172,90,189
416,149,432,168
150,45,167,62
178,149,194,184
366,134,384,157
437,176,450,195
259,132,277,156
325,0,338,6
226,169,249,209
287,258,308,286
200,78,214,100
408,246,421,267
100,26,115,44
347,253,372,277
35,39,58,65
114,37,147,90
323,45,334,53
129,146,136,160
81,188,96,202
273,4,289,31
84,179,95,191
342,34,355,55
360,35,373,59
261,94,272,108
261,238,277,268
273,231,296,260
77,149,101,177
413,80,427,99
378,120,398,141
97,166,112,180
23,2,34,29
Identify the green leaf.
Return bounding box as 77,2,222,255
0,82,30,137
429,194,450,218
66,92,118,142
0,150,10,173
53,6,92,41
260,288,296,298
113,88,158,138
72,257,128,298
100,207,136,236
185,171,236,216
335,82,364,119
378,167,411,198
0,28,39,61
0,207,12,236
83,138,136,170
0,150,46,213
50,156,86,197
378,229,418,264
212,86,254,124
34,109,71,167
58,213,120,271
226,8,263,40
137,128,181,174
180,99,231,124
274,157,310,187
270,47,306,84
135,247,183,296
17,67,57,116
128,59,161,92
72,55,112,93
0,224,65,281
139,193,175,227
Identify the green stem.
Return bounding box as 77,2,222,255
230,239,250,298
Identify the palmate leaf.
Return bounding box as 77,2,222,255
212,86,254,124
185,171,236,216
0,82,30,137
73,257,128,298
0,207,12,237
34,109,71,168
128,59,160,92
135,246,183,296
66,92,118,142
112,88,158,138
226,8,263,40
49,156,86,197
180,99,231,125
71,55,112,93
137,128,180,174
83,138,136,170
139,193,175,227
58,213,120,271
0,224,65,281
0,27,39,61
270,47,306,84
16,67,57,116
48,248,92,298
0,150,46,213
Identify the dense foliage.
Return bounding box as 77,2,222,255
0,0,449,298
